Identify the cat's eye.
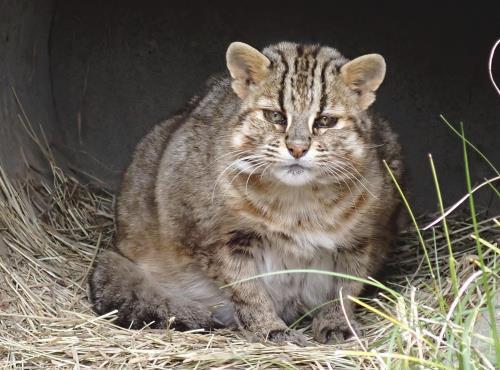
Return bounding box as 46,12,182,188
263,110,287,125
313,116,339,129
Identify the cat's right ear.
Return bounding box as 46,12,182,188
340,54,386,109
226,42,271,98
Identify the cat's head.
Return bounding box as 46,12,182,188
226,41,386,187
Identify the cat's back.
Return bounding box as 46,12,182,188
116,115,182,245
115,76,236,247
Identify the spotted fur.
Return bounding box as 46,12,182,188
89,41,404,345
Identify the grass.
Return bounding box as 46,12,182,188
0,116,498,369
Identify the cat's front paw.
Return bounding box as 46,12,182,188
312,316,359,344
266,328,308,346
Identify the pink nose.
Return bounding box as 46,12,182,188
286,143,309,158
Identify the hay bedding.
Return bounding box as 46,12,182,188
0,157,497,368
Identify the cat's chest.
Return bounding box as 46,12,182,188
229,187,364,251
259,202,359,253
253,244,336,322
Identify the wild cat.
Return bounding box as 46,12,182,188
89,41,404,345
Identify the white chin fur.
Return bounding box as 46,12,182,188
272,167,316,186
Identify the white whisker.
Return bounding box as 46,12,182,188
228,160,266,188
211,154,266,203
259,163,274,180
245,163,269,195
334,160,378,199
322,152,378,200
208,149,253,166
323,164,353,197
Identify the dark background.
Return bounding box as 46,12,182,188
1,0,499,212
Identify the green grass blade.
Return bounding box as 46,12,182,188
428,154,460,298
222,268,399,297
383,160,435,282
460,123,500,365
440,115,499,176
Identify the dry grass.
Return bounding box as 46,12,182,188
0,155,498,368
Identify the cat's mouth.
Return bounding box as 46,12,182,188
271,161,316,186
285,164,308,175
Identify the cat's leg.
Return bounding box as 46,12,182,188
214,237,308,346
311,247,375,344
312,279,362,344
88,248,221,330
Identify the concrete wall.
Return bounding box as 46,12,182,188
0,0,59,178
1,1,499,212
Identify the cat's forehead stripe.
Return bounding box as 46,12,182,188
267,43,347,115
276,49,289,112
292,47,315,111
308,47,321,107
319,59,331,112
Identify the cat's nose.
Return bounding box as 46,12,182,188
286,142,310,159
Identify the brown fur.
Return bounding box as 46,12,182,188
89,41,404,345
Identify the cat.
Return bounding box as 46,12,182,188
88,41,404,345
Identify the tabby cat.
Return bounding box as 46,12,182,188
89,41,404,345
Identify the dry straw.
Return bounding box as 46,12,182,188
0,126,498,368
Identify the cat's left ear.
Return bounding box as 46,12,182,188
226,42,271,98
340,54,386,109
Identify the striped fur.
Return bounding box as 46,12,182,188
89,41,404,345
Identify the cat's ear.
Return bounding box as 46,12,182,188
226,42,271,98
340,54,386,109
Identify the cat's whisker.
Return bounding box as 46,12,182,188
228,160,267,189
245,162,269,195
328,162,367,202
208,149,254,166
329,170,353,198
325,166,349,193
333,160,378,200
211,154,266,204
322,164,354,197
259,163,274,180
325,161,366,202
321,166,345,191
321,152,378,200
326,153,369,183
211,159,241,204
362,143,386,149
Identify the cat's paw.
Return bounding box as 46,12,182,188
312,316,360,344
168,299,225,331
266,328,308,346
111,297,171,330
111,297,222,331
